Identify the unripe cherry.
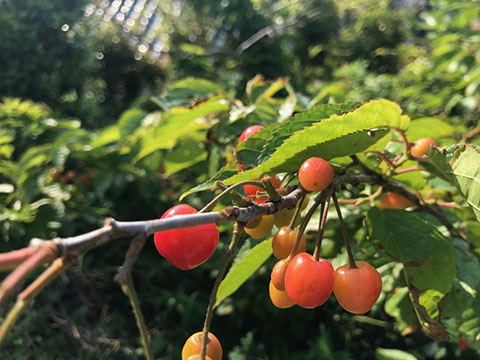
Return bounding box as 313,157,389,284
410,138,438,157
182,331,222,360
271,258,290,290
244,215,275,240
272,227,306,260
298,157,334,192
379,192,414,210
269,280,295,309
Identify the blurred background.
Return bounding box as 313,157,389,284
0,0,479,359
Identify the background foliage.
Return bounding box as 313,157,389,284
0,0,479,359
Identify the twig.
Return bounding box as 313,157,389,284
201,222,244,360
235,9,323,55
394,167,421,175
0,256,75,344
0,242,58,305
0,247,39,272
115,233,154,360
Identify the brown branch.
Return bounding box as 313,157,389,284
0,247,39,271
0,242,58,304
115,234,154,360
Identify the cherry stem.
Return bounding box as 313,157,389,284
313,189,333,261
392,128,411,154
288,188,329,260
394,166,421,175
200,180,266,213
288,194,306,230
201,222,244,360
365,151,395,168
262,175,281,202
332,193,357,269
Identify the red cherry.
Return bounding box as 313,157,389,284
154,205,219,270
237,163,248,172
458,336,470,351
284,252,334,308
298,157,334,192
244,175,281,204
333,261,382,314
182,331,222,360
411,137,438,157
240,125,264,142
379,192,414,210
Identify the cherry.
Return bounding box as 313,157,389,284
237,163,248,172
458,336,470,351
154,204,219,270
272,227,306,260
244,215,274,240
284,252,334,308
274,194,309,227
410,137,438,157
240,125,264,142
271,258,290,290
379,192,414,210
187,355,213,360
274,208,299,228
182,331,222,360
244,175,282,204
298,157,334,192
333,261,382,314
269,280,295,309
79,174,92,185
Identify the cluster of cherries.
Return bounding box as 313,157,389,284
153,125,437,359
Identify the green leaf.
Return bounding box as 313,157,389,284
0,144,14,158
421,146,480,221
419,289,444,320
154,78,224,109
164,137,207,175
179,163,238,201
256,102,362,164
366,208,456,294
244,103,360,166
451,146,480,221
384,287,416,332
118,109,147,138
215,238,273,307
441,241,480,318
17,144,51,173
236,124,281,167
222,99,410,185
134,97,229,162
406,117,454,141
375,348,417,360
91,125,121,149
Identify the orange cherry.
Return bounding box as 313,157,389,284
410,138,438,157
333,261,382,314
182,331,222,360
379,192,414,210
269,280,295,309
